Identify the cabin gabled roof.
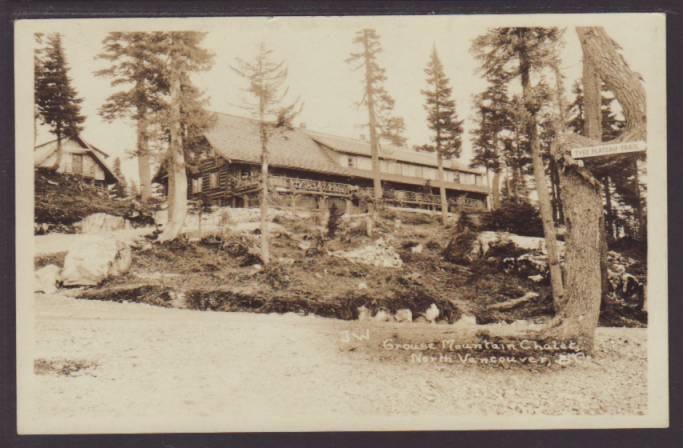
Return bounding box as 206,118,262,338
204,113,355,177
34,135,121,185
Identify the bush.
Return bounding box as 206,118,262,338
442,228,479,264
481,200,544,237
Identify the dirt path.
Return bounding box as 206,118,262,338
26,293,647,433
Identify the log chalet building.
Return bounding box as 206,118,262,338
155,113,489,214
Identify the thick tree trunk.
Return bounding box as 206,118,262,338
437,152,448,224
582,48,612,309
582,56,602,140
553,169,604,351
519,53,564,307
542,27,646,352
157,72,187,242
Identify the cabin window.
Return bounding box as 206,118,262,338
192,178,202,193
209,172,219,188
72,154,84,175
347,157,354,168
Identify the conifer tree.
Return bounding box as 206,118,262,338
470,72,512,209
157,32,214,242
35,33,86,169
417,46,464,225
347,29,406,204
472,27,564,306
96,32,168,203
231,43,301,264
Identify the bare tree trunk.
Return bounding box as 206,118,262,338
157,71,187,242
519,53,564,307
53,127,63,171
491,170,502,209
137,104,152,203
582,48,612,310
437,152,448,225
583,56,602,139
260,134,270,264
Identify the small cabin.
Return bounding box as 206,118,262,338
34,136,120,187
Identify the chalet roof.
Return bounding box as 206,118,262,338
34,135,121,185
305,130,482,174
204,113,355,177
35,135,110,159
157,113,488,194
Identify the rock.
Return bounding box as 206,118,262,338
330,238,403,268
357,281,368,290
423,303,440,324
77,213,131,233
61,239,132,287
374,309,391,322
410,243,424,254
455,315,477,326
357,305,371,321
528,274,545,283
395,308,413,323
414,316,428,324
34,264,61,294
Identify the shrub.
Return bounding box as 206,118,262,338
480,200,544,237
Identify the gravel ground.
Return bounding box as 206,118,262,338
25,293,647,433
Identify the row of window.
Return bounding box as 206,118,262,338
345,155,483,185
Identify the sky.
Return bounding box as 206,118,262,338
28,15,659,184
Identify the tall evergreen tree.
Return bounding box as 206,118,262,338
416,46,464,224
231,43,301,264
157,32,214,242
472,27,564,306
347,28,406,205
96,32,169,203
35,33,86,169
470,72,512,209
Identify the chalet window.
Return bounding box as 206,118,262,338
192,178,202,193
72,154,84,175
347,157,354,167
209,172,219,188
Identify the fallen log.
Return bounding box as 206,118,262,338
488,292,540,311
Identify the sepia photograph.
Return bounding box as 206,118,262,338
14,13,668,433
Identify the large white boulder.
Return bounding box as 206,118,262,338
330,238,403,268
78,213,131,233
61,239,132,286
34,264,61,294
